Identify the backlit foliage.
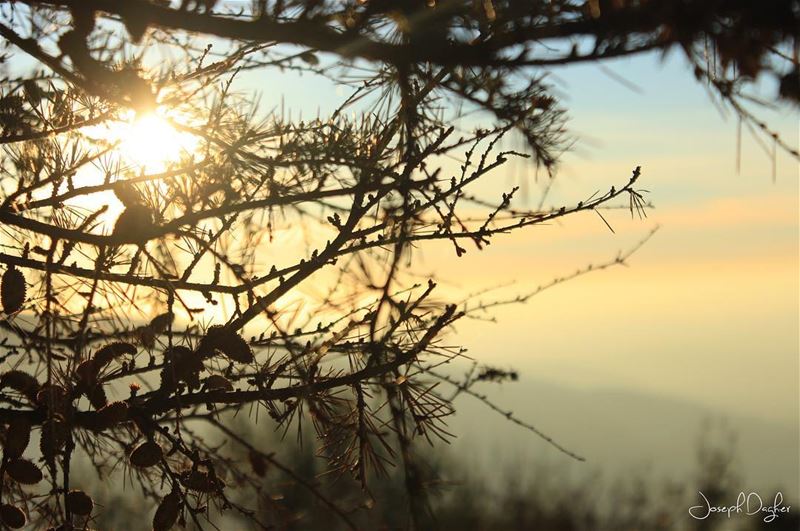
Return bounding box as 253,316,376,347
0,1,796,529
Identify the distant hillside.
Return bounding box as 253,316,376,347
444,375,799,496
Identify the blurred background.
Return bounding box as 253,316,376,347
97,48,797,531
4,10,796,527
254,46,799,490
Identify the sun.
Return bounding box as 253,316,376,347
57,109,201,232
109,109,200,172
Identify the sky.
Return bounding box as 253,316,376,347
4,0,796,416
5,15,797,498
218,46,800,496
393,51,800,495
258,47,799,426
234,44,799,427
439,51,799,425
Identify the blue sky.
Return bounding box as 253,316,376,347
229,47,798,428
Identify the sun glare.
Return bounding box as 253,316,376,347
111,110,199,172
60,109,202,233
